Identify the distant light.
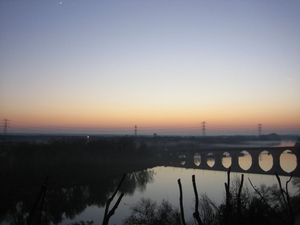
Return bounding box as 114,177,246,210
87,136,89,139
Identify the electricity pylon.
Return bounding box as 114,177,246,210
201,121,206,136
258,123,262,137
3,119,9,135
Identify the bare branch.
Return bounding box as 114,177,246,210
275,172,290,223
178,179,186,225
237,174,244,224
224,167,231,225
248,178,283,222
27,177,48,225
285,173,294,225
104,193,125,224
102,173,126,225
192,175,203,225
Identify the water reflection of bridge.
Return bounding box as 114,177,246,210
159,146,300,177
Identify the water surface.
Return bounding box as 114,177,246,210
60,151,298,224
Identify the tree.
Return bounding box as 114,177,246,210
123,198,181,225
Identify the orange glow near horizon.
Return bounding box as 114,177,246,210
5,104,300,135
2,88,300,134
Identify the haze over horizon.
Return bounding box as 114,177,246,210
1,1,300,136
1,122,300,136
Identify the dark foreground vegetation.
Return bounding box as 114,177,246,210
0,136,159,225
0,135,299,225
122,174,300,225
71,168,300,225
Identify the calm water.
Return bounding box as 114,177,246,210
1,144,298,225
61,150,297,225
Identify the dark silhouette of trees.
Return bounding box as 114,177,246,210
0,137,158,225
123,198,181,225
123,172,299,225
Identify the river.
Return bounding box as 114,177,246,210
61,148,298,225
0,139,299,225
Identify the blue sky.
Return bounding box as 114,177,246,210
0,0,300,135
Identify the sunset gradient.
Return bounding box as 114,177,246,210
1,1,300,135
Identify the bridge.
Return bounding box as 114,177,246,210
158,146,300,177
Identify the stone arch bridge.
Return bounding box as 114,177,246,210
158,146,300,177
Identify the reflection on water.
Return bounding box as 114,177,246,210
239,150,252,170
62,166,299,225
1,147,298,225
0,167,156,225
280,150,297,173
67,152,296,224
259,150,273,171
120,170,156,194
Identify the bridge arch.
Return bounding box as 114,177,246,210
222,152,231,168
280,149,297,173
207,152,215,167
239,150,252,171
194,153,201,166
258,150,273,172
178,152,186,166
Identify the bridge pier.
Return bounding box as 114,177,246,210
199,154,210,170
250,151,260,172
231,153,240,171
213,152,224,170
272,151,283,174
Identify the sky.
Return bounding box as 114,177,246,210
0,0,300,136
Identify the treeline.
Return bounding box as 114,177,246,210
0,137,159,225
0,136,154,168
0,133,294,169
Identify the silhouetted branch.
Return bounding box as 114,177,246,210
38,178,48,225
237,174,244,224
224,167,231,225
285,173,294,225
248,178,283,222
102,173,126,225
27,177,48,225
104,193,124,224
225,166,231,207
177,179,186,225
248,178,273,209
275,172,288,209
192,175,203,225
275,172,293,224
